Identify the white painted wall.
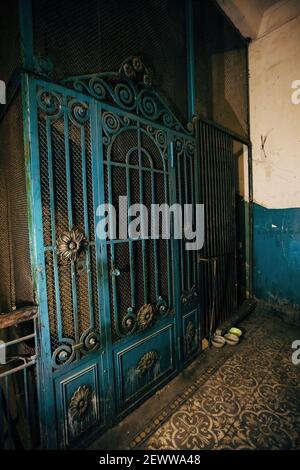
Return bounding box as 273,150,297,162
249,13,300,209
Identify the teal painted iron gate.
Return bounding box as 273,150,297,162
24,59,200,448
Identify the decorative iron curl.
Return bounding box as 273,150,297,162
175,137,184,153
73,76,107,100
52,339,76,368
156,297,169,317
67,99,90,126
121,307,138,335
80,328,100,354
114,82,136,109
102,111,131,146
116,296,169,338
181,284,199,305
186,140,195,156
72,75,136,112
102,111,121,134
139,93,159,119
175,137,195,157
52,328,100,369
37,88,63,119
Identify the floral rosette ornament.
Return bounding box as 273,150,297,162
136,351,158,375
137,303,156,330
69,385,92,422
57,227,86,262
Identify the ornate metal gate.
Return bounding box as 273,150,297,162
25,58,200,448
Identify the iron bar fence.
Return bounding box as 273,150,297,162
0,306,40,449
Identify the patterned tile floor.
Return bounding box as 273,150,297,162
137,311,300,450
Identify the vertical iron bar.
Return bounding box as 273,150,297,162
189,154,196,287
80,125,94,327
165,142,172,305
176,147,184,292
219,130,227,322
138,126,147,303
183,151,191,291
204,123,210,334
23,367,30,448
18,0,34,69
248,143,253,297
199,122,207,332
151,171,159,300
186,0,196,121
46,118,62,342
126,164,135,308
64,113,79,345
106,162,119,324
5,376,11,449
223,132,229,321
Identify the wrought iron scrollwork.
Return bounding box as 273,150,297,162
80,329,100,354
102,111,131,146
63,57,194,135
136,351,159,375
175,137,195,157
181,285,199,305
52,328,100,368
53,340,76,367
120,297,169,336
67,99,90,126
37,87,90,126
146,125,168,153
37,88,63,119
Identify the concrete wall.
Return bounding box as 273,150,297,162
249,12,300,323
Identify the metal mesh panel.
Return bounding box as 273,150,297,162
0,93,33,313
90,245,100,332
198,119,237,336
32,0,188,120
175,139,199,295
115,241,132,325
103,118,171,341
107,128,138,163
44,251,59,351
141,132,165,171
38,99,100,352
157,239,169,301
0,1,21,84
194,0,249,138
38,115,52,246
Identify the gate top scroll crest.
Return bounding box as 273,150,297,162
63,56,194,136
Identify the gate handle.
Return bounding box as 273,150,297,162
111,267,122,277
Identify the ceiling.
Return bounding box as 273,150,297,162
216,0,300,40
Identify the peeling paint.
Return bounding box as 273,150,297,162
125,361,161,399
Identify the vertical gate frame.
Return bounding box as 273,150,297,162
21,73,57,448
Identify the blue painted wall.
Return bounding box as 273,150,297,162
253,202,300,321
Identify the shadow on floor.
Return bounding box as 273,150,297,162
89,305,300,450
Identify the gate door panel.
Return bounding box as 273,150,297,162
26,58,199,446
98,105,178,415
174,136,201,364
27,78,110,448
